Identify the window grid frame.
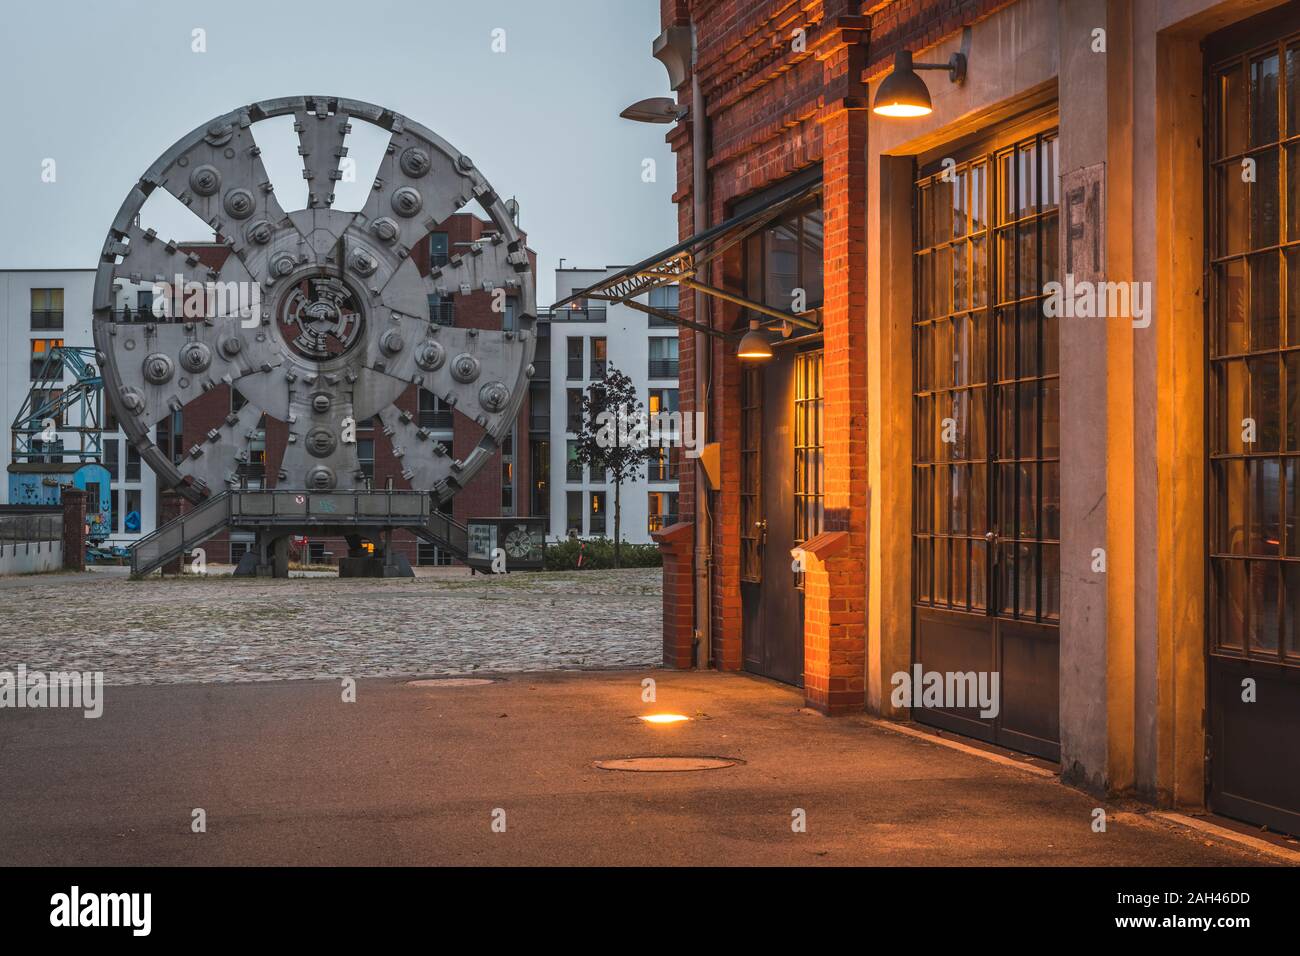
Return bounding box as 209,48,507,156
1207,29,1300,666
911,128,1062,624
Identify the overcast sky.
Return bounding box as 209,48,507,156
0,0,677,306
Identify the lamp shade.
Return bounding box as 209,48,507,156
736,321,773,361
873,50,934,117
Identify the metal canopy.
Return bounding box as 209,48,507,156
550,176,823,335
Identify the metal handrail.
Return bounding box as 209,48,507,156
130,491,232,575
130,489,472,574
227,489,431,523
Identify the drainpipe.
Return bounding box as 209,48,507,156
690,23,712,670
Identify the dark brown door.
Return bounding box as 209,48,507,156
911,126,1062,761
1206,10,1300,835
741,350,804,685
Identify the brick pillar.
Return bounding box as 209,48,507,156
710,337,744,671
800,531,865,714
159,490,187,575
652,520,695,668
806,99,871,714
61,487,87,571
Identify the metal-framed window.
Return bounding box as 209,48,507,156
648,388,679,415
648,285,679,327
566,388,583,434
501,425,516,515
566,439,582,482
590,336,607,379
648,490,678,533
429,232,449,268
531,439,549,516
427,293,454,326
566,490,583,533
1208,29,1300,665
648,337,679,378
103,438,119,481
589,490,607,535
357,438,375,483
418,388,453,430
648,446,680,482
567,338,584,380
742,201,825,318
794,350,824,545
30,338,63,379
30,289,64,330
912,127,1061,622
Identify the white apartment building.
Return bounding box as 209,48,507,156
532,267,680,545
1,269,158,544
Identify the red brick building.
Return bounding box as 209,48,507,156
627,0,1300,834
174,212,535,566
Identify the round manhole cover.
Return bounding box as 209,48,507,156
406,678,496,687
593,756,739,773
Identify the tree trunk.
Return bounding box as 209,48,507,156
613,478,622,569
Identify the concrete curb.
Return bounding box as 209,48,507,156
864,717,1058,778
1153,812,1300,865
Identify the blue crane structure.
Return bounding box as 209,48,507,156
7,345,114,544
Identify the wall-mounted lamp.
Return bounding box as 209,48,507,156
872,49,967,118
736,320,773,361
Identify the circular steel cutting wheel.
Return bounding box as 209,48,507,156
92,96,535,502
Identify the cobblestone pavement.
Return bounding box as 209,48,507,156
0,567,663,684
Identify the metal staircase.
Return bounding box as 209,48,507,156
130,490,470,576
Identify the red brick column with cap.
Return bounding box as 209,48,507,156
801,88,871,714
61,487,87,572
652,520,695,668
798,529,866,714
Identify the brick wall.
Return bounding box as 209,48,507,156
862,0,1016,78
662,1,870,710
652,520,695,666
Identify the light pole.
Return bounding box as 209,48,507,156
622,25,711,671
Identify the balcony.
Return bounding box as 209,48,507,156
551,306,607,323
589,359,608,380
648,513,680,533
648,307,678,329
30,310,64,330
648,457,681,483
647,358,679,379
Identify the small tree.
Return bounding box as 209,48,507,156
574,366,653,568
